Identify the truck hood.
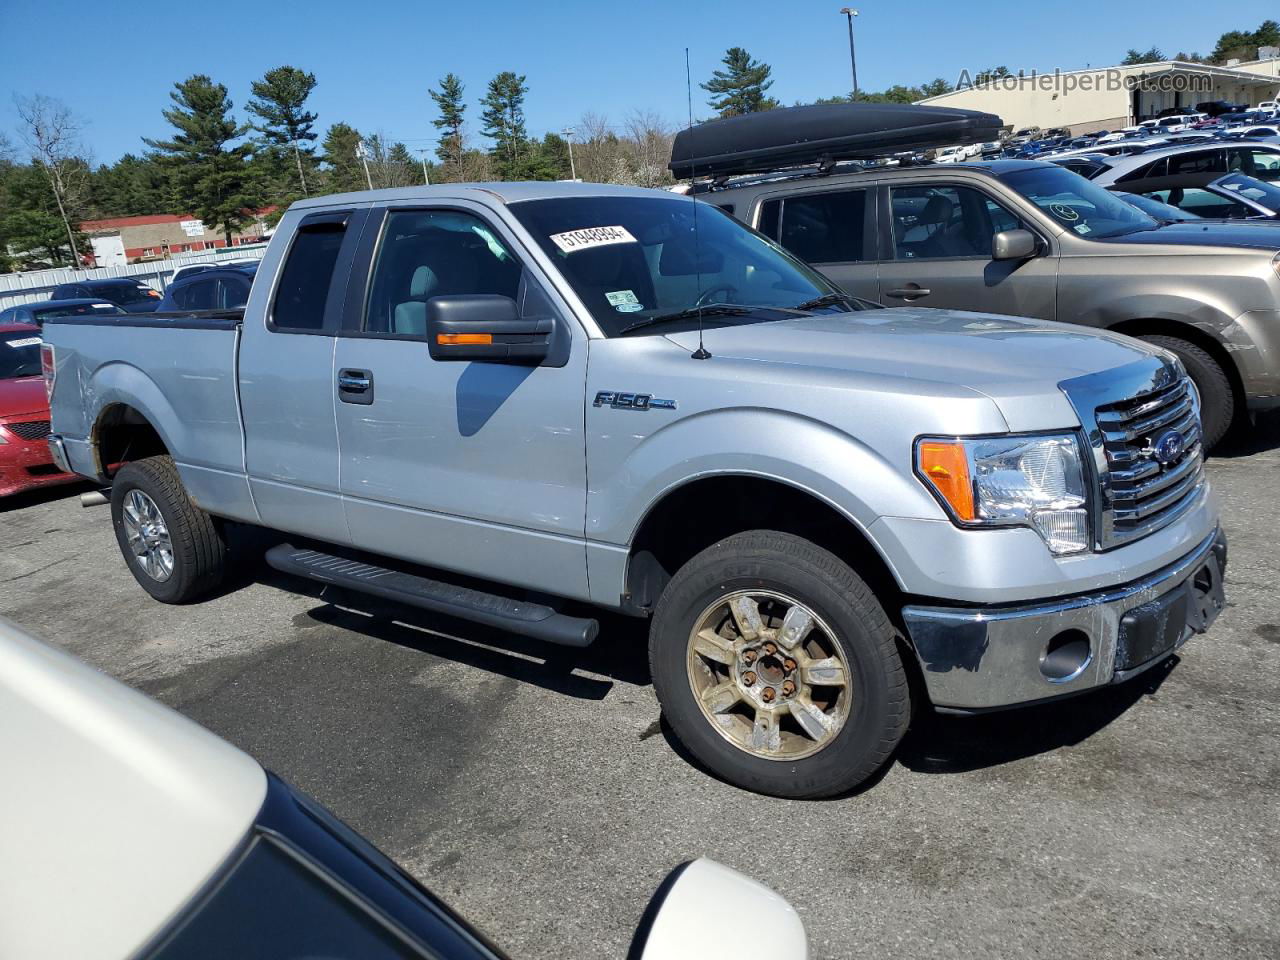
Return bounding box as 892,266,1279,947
1094,221,1280,252
663,308,1159,432
0,377,49,421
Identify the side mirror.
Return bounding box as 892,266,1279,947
992,228,1039,261
426,295,552,365
630,860,808,960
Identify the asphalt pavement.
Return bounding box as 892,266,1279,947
2,416,1278,959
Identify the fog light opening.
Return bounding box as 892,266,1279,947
1041,629,1093,683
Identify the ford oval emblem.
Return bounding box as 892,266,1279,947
1153,430,1185,465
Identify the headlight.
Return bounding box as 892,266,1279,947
916,434,1090,555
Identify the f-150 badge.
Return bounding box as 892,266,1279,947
593,391,677,411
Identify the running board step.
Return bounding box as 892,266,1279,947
265,544,599,648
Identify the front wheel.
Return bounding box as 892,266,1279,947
110,455,227,604
649,531,910,798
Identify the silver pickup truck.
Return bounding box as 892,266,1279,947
43,182,1227,798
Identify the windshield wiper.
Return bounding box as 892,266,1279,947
617,304,756,336
793,292,858,312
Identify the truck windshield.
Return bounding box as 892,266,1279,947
509,195,849,337
1,333,42,379
999,165,1160,238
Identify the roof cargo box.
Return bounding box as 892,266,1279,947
669,102,1005,179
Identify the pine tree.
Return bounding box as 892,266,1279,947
247,66,319,197
143,75,260,245
702,48,779,117
481,72,530,178
320,122,366,193
429,73,467,168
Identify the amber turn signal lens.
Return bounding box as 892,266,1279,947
436,333,492,345
917,441,975,521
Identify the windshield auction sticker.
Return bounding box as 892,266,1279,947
550,225,637,254
4,337,41,348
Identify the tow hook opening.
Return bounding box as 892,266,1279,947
1041,629,1093,683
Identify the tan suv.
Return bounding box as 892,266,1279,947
708,158,1280,447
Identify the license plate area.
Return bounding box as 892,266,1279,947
1115,552,1225,674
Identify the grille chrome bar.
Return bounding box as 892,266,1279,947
1062,358,1206,551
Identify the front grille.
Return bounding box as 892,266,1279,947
3,419,51,442
1095,376,1204,548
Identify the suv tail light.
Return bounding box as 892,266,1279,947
41,343,56,402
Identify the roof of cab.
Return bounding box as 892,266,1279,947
290,180,673,210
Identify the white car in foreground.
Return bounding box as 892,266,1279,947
0,618,808,960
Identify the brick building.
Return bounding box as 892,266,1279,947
79,211,274,264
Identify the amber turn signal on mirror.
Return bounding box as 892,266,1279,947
436,333,493,346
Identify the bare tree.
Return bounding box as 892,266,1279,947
0,131,14,165
624,110,674,188
14,94,88,264
575,112,621,184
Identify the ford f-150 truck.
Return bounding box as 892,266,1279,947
43,182,1227,798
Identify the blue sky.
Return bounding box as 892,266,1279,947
2,0,1276,164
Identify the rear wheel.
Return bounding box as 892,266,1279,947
1138,334,1235,450
649,531,910,799
111,455,227,603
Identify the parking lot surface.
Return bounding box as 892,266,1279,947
2,417,1278,960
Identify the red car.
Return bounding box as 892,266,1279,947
0,324,77,498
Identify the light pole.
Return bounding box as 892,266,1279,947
562,127,577,181
355,140,374,190
839,7,859,100
417,148,432,186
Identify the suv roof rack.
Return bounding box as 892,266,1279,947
689,155,934,194
669,102,1004,180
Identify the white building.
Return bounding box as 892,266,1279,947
917,56,1280,134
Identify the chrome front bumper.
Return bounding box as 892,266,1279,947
902,529,1227,711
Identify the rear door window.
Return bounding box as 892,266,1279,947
270,214,351,332
774,190,869,264
1167,149,1225,176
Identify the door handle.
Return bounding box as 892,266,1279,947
338,369,374,405
886,286,931,300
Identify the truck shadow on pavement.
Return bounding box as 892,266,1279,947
0,479,92,514
895,656,1176,775
286,587,653,702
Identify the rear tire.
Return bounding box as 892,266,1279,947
649,530,910,799
110,455,227,604
1138,334,1235,450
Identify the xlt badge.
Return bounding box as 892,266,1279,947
593,391,677,411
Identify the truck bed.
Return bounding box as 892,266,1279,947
43,310,247,513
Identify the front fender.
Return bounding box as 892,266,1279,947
588,406,946,550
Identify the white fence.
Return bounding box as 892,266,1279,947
0,243,270,308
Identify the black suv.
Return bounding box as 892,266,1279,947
50,277,162,313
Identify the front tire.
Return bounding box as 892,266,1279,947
649,531,910,799
1139,334,1235,450
111,455,227,604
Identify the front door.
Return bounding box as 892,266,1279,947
331,203,591,601
876,181,1058,320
